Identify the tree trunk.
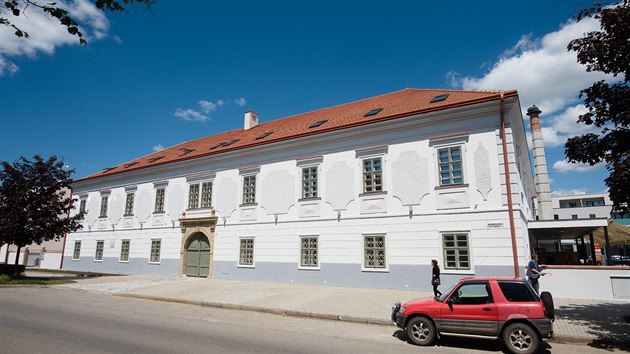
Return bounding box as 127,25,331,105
13,245,21,276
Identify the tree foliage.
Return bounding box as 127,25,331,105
1,0,155,45
565,0,630,213
0,155,84,261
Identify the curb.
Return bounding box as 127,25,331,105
114,293,391,326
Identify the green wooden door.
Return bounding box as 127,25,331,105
186,233,211,277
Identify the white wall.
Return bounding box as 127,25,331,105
537,267,630,300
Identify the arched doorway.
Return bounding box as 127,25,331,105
185,233,211,277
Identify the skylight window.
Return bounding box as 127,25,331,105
255,132,273,140
210,142,225,150
123,162,139,168
148,156,165,163
222,139,240,147
364,108,383,117
430,94,449,103
309,120,327,128
179,148,195,156
102,167,117,173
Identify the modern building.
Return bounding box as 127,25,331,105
552,193,630,224
61,88,616,293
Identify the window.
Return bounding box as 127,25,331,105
188,182,212,209
451,282,492,305
239,238,254,266
364,235,386,269
363,157,383,193
79,199,87,219
302,166,318,198
95,240,104,261
438,146,463,185
120,240,130,262
560,200,579,208
443,233,470,270
572,214,578,220
188,184,200,209
154,188,165,213
589,214,596,219
72,241,81,260
300,236,318,268
99,195,108,217
585,198,605,207
554,214,559,220
243,175,256,204
124,192,135,216
150,240,161,263
498,281,537,302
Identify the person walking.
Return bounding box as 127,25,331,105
526,254,547,294
431,259,442,297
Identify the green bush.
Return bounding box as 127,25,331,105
0,274,10,284
0,264,26,275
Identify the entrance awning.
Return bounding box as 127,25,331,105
528,218,608,240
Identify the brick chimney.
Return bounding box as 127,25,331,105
526,105,553,220
244,111,259,130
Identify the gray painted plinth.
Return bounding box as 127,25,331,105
213,262,515,292
62,257,180,276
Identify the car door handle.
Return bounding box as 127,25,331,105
483,307,492,311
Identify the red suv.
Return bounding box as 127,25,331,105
392,277,554,354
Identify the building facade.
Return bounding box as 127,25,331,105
63,89,537,291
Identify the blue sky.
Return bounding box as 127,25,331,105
0,0,610,195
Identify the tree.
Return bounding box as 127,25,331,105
0,155,84,269
565,0,630,214
1,0,155,45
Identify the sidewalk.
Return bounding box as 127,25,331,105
47,272,630,348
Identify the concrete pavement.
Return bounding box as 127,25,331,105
37,271,630,348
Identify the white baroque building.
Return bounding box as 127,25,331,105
63,88,540,291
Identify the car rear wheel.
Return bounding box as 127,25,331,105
503,323,540,354
406,317,436,346
540,291,555,320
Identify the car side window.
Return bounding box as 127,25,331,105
498,281,537,302
451,282,493,305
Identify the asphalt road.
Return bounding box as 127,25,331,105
0,287,620,353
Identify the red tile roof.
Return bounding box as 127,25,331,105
80,88,517,181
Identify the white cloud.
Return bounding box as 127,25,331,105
552,159,604,173
153,144,165,151
199,99,224,113
0,0,111,76
175,99,226,122
234,97,246,107
173,108,209,122
451,16,610,116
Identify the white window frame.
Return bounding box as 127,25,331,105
242,175,257,205
301,165,319,199
72,240,81,260
361,234,388,272
187,179,213,210
119,239,130,263
441,231,473,273
153,182,167,213
238,237,255,268
78,196,87,219
99,192,110,218
298,235,319,270
437,145,464,186
149,239,161,264
95,240,104,261
355,146,388,196
124,192,135,216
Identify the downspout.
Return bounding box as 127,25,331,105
59,186,72,270
500,93,520,277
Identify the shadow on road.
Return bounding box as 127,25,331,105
556,301,630,351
